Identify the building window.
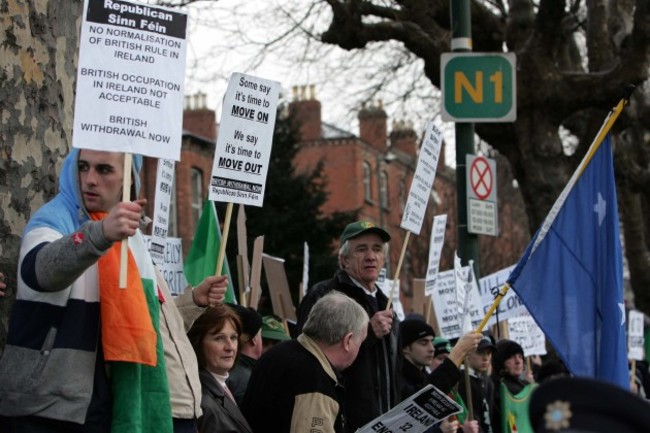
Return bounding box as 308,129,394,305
379,170,389,209
363,162,372,202
168,175,178,237
190,168,203,226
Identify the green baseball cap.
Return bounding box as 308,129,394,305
339,220,391,245
433,337,452,356
261,315,290,341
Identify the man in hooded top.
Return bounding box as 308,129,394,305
0,149,226,433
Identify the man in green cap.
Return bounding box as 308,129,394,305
260,315,290,355
295,220,397,432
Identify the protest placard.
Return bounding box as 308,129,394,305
149,158,175,264
461,262,484,332
454,253,466,316
73,0,187,160
357,385,462,433
378,277,404,321
144,235,187,295
508,315,547,356
478,265,527,326
628,310,645,361
424,214,447,297
208,73,280,207
431,270,461,339
400,122,443,235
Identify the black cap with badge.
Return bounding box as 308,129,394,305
529,376,650,433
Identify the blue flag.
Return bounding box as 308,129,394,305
507,134,627,388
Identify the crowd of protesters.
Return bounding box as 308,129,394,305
1,149,650,433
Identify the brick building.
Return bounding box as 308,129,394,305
288,85,460,297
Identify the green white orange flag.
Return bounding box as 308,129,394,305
184,200,237,303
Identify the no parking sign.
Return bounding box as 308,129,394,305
466,155,498,236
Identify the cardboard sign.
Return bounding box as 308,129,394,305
144,236,187,295
400,122,443,235
209,73,280,206
357,385,462,433
508,315,547,356
424,214,447,297
248,236,264,310
73,0,187,160
412,278,438,335
628,310,645,361
262,254,296,322
236,204,251,297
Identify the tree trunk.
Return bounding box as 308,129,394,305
0,0,81,351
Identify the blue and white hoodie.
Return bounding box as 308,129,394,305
0,149,142,424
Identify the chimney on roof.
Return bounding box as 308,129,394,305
389,120,417,156
289,84,321,142
359,100,388,151
183,92,217,141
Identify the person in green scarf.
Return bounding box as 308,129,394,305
490,339,537,433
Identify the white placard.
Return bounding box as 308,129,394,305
357,385,462,433
302,242,309,298
144,236,187,296
378,278,405,321
431,270,461,339
461,262,484,333
400,122,443,235
149,158,175,264
424,214,447,297
508,315,547,357
73,0,187,160
208,73,280,206
478,265,527,326
454,252,466,316
628,310,645,361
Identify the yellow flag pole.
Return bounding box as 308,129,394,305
576,87,632,177
475,282,510,333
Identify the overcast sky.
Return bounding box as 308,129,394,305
182,1,461,165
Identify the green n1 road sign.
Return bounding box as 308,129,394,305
441,53,516,122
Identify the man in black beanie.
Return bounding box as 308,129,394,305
226,304,263,405
398,319,481,400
